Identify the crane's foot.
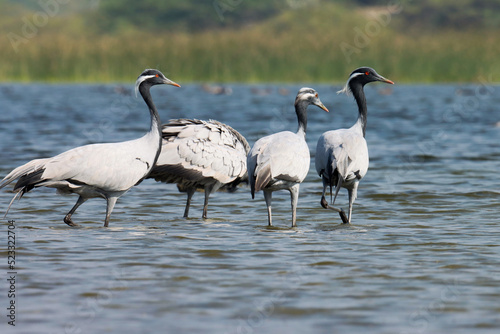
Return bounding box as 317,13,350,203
63,215,78,227
321,196,329,209
339,209,349,224
321,196,345,217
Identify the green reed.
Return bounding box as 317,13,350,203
1,4,499,83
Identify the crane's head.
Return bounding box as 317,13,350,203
338,67,394,95
135,69,180,97
295,87,329,112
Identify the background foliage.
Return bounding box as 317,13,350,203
1,0,499,82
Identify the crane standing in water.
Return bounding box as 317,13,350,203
315,67,394,224
0,69,180,227
248,88,329,227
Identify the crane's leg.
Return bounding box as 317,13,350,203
104,196,118,227
289,184,300,228
63,196,87,227
202,185,214,219
321,176,342,209
346,183,359,224
320,179,329,209
339,209,349,224
321,177,348,223
263,190,273,226
183,187,196,218
332,176,343,206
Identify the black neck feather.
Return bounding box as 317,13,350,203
349,81,368,137
139,83,162,163
295,101,308,135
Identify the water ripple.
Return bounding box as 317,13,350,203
1,84,500,333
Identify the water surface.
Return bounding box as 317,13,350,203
1,83,500,333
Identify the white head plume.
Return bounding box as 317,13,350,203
135,74,157,98
337,72,364,96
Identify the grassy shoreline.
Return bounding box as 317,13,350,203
1,4,499,84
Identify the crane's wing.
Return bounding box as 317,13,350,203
1,139,156,194
0,158,50,193
149,119,249,187
315,129,368,183
248,131,310,196
247,135,271,197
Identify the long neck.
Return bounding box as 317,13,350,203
350,81,368,137
139,84,162,164
295,101,308,138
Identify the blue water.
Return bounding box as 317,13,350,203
1,82,500,333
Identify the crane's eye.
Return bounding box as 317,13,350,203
155,74,159,78
365,72,370,75
315,93,318,98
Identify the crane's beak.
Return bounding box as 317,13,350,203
165,78,181,88
315,102,329,112
377,75,394,85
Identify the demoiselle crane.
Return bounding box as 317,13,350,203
315,67,393,223
147,118,250,218
248,88,329,227
0,69,180,227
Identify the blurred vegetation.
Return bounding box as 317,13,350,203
397,0,500,30
0,0,499,83
90,0,288,32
